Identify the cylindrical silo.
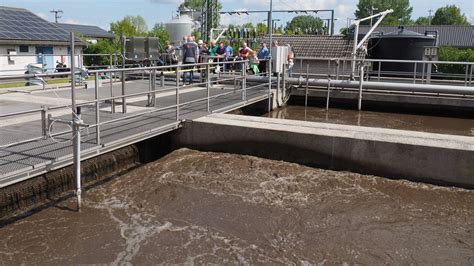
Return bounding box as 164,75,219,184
165,15,193,46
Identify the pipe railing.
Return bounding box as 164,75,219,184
0,59,271,149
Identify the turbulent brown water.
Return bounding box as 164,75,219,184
265,105,474,136
0,148,473,264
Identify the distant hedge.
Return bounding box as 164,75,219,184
438,46,474,74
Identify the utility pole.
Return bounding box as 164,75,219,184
428,9,433,25
50,9,63,23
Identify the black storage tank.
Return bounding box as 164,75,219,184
369,26,436,73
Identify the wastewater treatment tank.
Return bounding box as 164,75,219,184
368,26,436,73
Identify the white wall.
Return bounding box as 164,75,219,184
0,45,82,76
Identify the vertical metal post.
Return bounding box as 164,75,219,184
421,62,426,84
41,54,46,90
330,10,335,36
206,64,211,112
326,79,331,110
351,22,359,79
152,68,157,107
41,105,48,138
176,66,180,121
358,65,364,111
469,64,473,86
282,65,286,106
305,63,309,108
161,72,165,87
267,0,273,113
109,54,115,113
70,32,81,211
336,60,340,80
95,72,100,146
121,34,126,113
464,64,469,87
413,62,417,84
377,61,381,81
276,72,280,105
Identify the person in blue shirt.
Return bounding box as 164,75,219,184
224,40,233,72
257,42,269,75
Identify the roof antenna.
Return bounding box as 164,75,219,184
50,9,63,23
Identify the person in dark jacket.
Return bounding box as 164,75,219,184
182,37,198,85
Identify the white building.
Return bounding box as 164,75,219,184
0,6,85,76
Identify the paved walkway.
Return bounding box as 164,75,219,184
0,78,269,187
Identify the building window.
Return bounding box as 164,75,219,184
19,45,29,53
7,49,16,65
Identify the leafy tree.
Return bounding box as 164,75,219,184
355,0,413,25
110,16,148,39
438,46,474,74
284,15,323,35
414,16,431,25
148,23,169,48
431,5,469,25
83,39,116,66
127,15,148,33
256,23,268,36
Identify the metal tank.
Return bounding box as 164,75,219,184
369,26,436,73
165,15,193,46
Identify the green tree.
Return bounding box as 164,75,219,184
438,46,474,74
431,5,469,25
284,15,324,35
148,23,170,48
256,23,268,36
355,0,413,25
414,16,431,25
83,39,116,66
127,15,148,33
110,16,148,39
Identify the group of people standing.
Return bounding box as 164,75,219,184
163,36,295,85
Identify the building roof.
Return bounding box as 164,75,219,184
57,23,114,39
261,35,365,59
0,6,83,45
357,25,474,49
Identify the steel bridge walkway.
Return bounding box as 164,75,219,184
0,79,269,188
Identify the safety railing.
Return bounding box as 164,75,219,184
0,58,272,149
293,57,474,87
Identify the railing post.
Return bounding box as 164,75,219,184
206,64,211,112
358,65,364,111
95,72,100,146
377,61,381,81
469,64,473,87
148,71,152,106
152,68,157,107
109,54,115,113
465,64,469,87
243,61,247,101
41,105,48,138
413,62,417,84
160,71,165,87
326,78,331,110
176,66,180,121
42,54,46,90
121,35,126,114
305,63,309,108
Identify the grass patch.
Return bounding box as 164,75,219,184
0,77,94,89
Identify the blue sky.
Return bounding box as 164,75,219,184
1,0,472,32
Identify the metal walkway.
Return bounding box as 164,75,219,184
0,66,270,188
